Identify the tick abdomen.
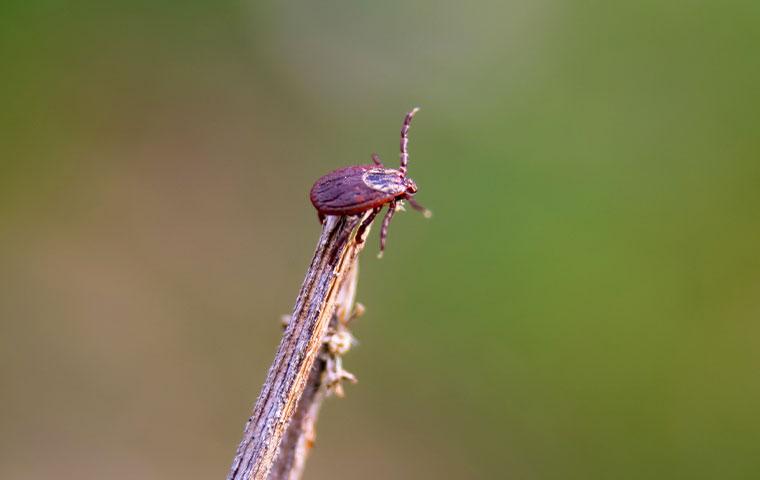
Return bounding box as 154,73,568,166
310,165,400,215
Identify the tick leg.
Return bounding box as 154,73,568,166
371,153,383,166
356,207,382,244
404,195,432,218
399,107,420,177
378,200,398,257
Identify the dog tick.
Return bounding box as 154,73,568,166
310,108,430,256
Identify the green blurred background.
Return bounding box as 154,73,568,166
2,1,759,479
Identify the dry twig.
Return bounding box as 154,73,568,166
227,214,370,480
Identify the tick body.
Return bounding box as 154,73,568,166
310,108,430,255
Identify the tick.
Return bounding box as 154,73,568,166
310,107,431,256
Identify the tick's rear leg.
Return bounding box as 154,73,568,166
378,200,398,258
371,153,383,166
405,195,432,218
356,206,382,244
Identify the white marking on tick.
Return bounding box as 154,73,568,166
361,168,406,195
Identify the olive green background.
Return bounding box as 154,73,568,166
2,1,759,479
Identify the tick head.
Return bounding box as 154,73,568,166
404,177,418,194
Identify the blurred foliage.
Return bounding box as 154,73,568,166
1,1,759,479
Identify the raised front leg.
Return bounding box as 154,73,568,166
371,153,383,166
399,107,420,177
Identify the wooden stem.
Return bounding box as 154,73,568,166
269,258,360,480
227,215,369,480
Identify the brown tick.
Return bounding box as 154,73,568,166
310,108,430,256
